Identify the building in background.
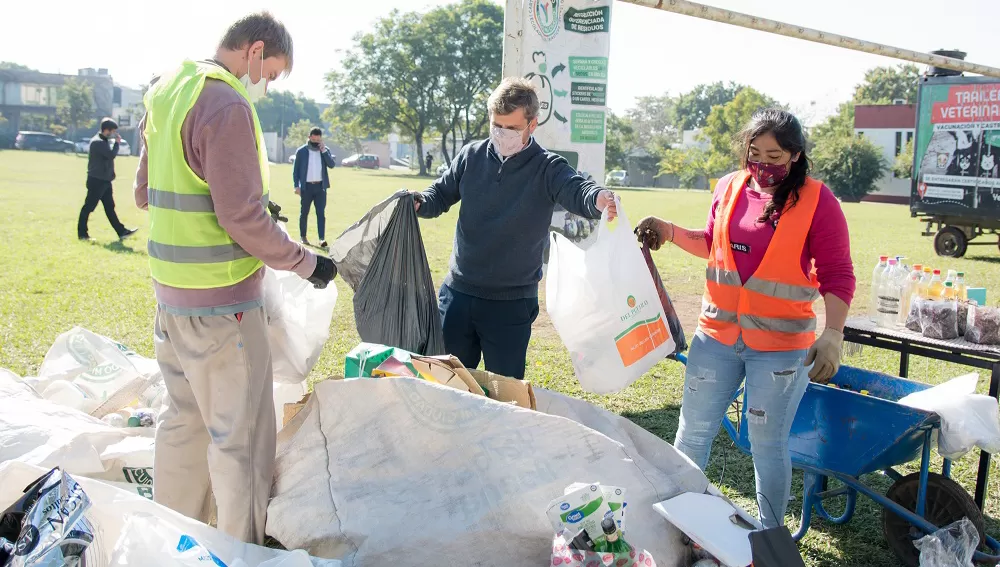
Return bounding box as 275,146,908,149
0,68,113,133
112,84,144,129
854,102,916,204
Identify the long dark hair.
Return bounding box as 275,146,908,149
736,108,809,223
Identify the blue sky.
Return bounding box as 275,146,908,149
3,0,998,124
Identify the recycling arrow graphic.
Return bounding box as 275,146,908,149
554,111,568,124
552,63,567,77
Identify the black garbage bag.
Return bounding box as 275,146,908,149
329,190,446,355
642,243,687,355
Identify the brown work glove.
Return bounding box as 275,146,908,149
634,216,671,251
805,329,844,384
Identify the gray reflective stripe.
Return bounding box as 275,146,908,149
745,277,821,302
740,314,817,334
147,240,251,264
701,300,739,323
706,266,742,287
148,189,269,212
149,189,214,212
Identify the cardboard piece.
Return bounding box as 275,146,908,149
469,369,536,410
283,393,311,427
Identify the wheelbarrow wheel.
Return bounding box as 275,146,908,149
882,472,985,567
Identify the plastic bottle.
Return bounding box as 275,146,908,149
895,256,908,273
955,272,968,301
900,264,924,325
870,256,889,321
928,269,945,299
877,259,903,327
917,267,933,299
941,281,957,300
945,270,958,288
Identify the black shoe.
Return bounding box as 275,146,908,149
319,240,329,249
119,228,138,240
301,238,311,247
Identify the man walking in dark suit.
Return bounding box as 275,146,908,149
78,118,136,241
292,127,336,248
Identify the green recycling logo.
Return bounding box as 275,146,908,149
524,51,569,127
528,0,561,41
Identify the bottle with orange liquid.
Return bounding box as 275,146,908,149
928,269,945,299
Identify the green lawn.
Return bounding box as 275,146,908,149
1,150,999,566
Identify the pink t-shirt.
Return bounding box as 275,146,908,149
704,172,856,305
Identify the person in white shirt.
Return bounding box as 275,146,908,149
292,127,336,247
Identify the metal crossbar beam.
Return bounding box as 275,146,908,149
620,0,1000,78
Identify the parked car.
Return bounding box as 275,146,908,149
605,170,629,187
342,153,380,169
117,139,131,156
14,131,75,153
75,138,91,153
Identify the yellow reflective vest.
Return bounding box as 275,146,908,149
143,60,269,289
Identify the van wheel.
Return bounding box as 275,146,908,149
934,226,968,258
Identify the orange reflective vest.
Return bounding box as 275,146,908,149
699,171,823,352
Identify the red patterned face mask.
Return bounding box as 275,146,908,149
747,160,789,188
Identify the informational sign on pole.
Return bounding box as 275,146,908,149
503,0,614,184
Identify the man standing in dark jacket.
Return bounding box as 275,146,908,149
78,118,136,241
414,78,617,380
292,127,336,248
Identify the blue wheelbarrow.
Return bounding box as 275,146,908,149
671,354,1000,566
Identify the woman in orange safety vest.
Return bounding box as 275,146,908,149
636,108,856,528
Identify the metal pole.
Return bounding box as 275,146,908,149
619,0,1000,79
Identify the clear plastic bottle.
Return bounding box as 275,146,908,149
877,259,903,327
900,264,924,325
928,269,945,299
895,256,908,273
870,255,889,322
955,272,969,301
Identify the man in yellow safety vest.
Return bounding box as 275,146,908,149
133,12,336,544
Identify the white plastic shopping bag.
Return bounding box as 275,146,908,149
33,327,163,417
546,199,676,393
262,267,337,384
899,373,1000,459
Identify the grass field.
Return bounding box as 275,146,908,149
2,150,999,566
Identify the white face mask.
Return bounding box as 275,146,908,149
490,126,528,158
239,49,267,103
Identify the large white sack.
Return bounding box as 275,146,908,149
0,461,339,567
0,371,155,499
263,267,338,384
546,200,676,394
267,378,708,567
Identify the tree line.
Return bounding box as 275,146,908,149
609,64,921,201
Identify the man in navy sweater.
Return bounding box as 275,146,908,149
415,78,617,379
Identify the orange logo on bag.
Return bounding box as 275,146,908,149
627,295,636,308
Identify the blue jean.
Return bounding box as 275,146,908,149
299,182,327,241
438,284,538,379
674,331,810,528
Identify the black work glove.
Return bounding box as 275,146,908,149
308,256,337,289
268,201,288,223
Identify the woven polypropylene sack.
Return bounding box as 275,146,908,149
329,191,445,355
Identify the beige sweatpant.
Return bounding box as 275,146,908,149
152,306,275,545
